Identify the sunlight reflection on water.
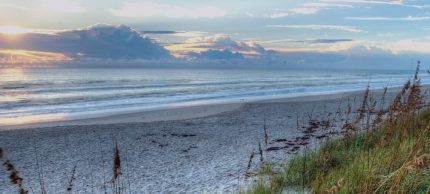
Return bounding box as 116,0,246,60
0,113,66,126
0,68,29,82
0,68,66,126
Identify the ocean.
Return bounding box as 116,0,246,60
0,68,427,126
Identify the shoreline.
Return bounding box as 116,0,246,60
0,86,406,130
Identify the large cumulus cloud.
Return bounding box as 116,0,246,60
0,24,171,60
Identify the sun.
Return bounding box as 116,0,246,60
0,26,31,35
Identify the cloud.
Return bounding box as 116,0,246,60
267,24,364,33
110,2,226,19
181,34,268,57
269,12,289,19
271,44,430,70
186,35,266,54
410,4,430,9
0,24,172,60
320,0,403,5
302,2,353,8
309,39,354,44
189,49,244,60
0,49,70,65
270,38,430,55
142,30,208,38
172,31,208,38
164,34,271,60
264,39,354,44
320,0,430,8
267,1,353,18
335,44,430,68
141,31,178,35
342,44,393,54
290,7,320,14
345,16,430,21
383,39,430,54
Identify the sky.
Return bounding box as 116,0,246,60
0,0,429,69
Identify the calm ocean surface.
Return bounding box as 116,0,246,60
0,68,427,126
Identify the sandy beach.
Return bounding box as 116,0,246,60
1,1,428,192
0,86,422,193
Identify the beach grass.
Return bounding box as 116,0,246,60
245,65,430,193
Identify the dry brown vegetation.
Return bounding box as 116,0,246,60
247,62,430,193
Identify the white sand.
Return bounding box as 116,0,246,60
0,87,424,193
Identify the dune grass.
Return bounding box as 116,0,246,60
246,65,430,193
256,111,430,193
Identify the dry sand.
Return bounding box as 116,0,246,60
0,87,425,193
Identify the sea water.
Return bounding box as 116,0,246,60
0,68,427,126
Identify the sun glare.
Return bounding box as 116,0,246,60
0,49,71,64
0,26,32,35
